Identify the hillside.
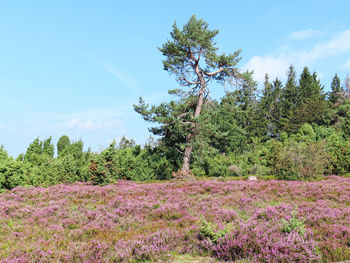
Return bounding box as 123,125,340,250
0,177,349,262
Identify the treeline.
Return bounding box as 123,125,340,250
135,66,350,181
0,135,173,190
0,67,349,190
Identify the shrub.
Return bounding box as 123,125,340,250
273,140,329,180
325,132,350,175
89,142,173,185
271,125,330,181
281,213,306,235
0,158,30,189
199,220,230,243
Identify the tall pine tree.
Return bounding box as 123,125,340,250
280,65,298,133
135,15,242,177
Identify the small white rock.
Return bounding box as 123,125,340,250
248,176,257,181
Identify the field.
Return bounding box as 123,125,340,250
0,176,349,262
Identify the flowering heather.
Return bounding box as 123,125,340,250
0,177,349,262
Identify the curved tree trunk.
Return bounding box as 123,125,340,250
180,70,206,177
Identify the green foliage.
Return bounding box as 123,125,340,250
136,15,243,175
118,136,136,149
42,137,54,157
325,132,350,175
134,96,196,170
197,140,271,178
199,220,230,243
57,135,70,156
0,158,30,189
258,76,283,139
0,146,29,189
271,124,329,180
298,67,324,103
328,73,344,104
159,15,241,81
295,123,316,142
207,95,248,154
2,31,350,188
24,137,43,165
202,154,235,177
280,65,298,132
19,137,89,187
281,213,306,236
89,140,173,185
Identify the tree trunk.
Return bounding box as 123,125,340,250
180,70,206,177
181,133,193,175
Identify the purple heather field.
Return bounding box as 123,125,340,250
0,176,349,262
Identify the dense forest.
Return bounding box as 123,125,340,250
1,16,350,190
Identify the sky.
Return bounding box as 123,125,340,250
1,0,350,156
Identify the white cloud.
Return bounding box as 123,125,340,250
244,29,350,82
81,54,139,93
8,106,133,136
244,56,290,82
67,117,121,131
288,29,323,40
100,63,139,93
299,29,350,64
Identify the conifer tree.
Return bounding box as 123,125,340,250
298,67,323,103
281,65,298,114
258,75,284,139
134,15,242,177
24,137,43,163
280,65,298,133
288,69,326,132
328,74,343,104
42,137,54,157
57,135,70,156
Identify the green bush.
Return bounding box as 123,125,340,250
0,159,30,189
325,133,350,175
89,142,173,185
203,154,232,177
199,220,231,243
272,140,329,181
281,213,306,235
271,124,330,181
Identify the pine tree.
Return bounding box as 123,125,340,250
298,67,323,103
281,65,298,114
328,74,343,104
280,65,298,133
289,70,326,132
135,15,242,177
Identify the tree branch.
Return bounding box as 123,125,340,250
182,76,200,85
180,84,200,99
175,147,190,157
188,47,197,63
204,66,223,76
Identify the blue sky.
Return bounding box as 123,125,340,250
1,0,350,156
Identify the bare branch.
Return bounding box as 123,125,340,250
180,121,196,126
182,76,200,85
197,47,203,62
180,84,200,99
175,147,191,158
204,66,223,76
